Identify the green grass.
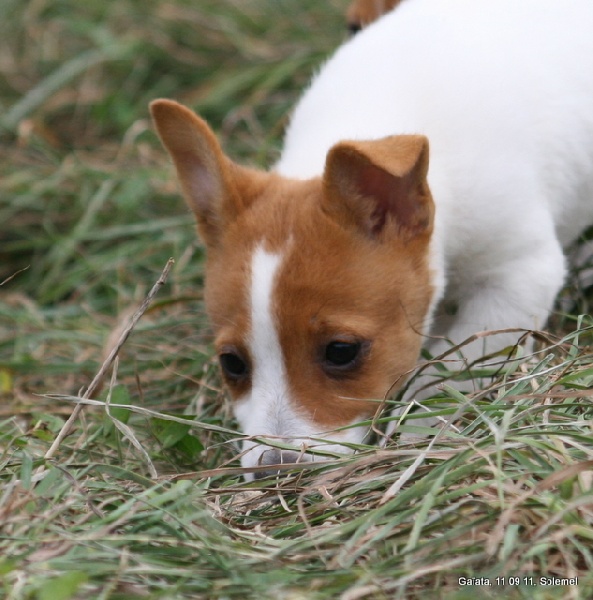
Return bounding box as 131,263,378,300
1,1,593,598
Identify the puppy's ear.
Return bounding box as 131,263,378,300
322,135,433,242
150,99,257,248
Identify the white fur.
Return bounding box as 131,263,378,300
276,0,593,371
234,246,368,478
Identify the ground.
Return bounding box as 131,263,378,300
1,1,592,598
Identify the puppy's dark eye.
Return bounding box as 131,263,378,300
219,352,249,381
324,341,362,369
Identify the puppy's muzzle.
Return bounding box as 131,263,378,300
252,449,304,480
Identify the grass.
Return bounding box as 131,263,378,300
1,0,593,598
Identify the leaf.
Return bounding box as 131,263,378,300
37,572,88,600
19,452,33,489
0,558,16,576
0,368,13,393
102,384,131,437
176,433,205,460
152,416,204,458
34,466,62,497
152,418,190,449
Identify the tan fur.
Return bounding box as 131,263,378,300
346,0,403,30
150,99,434,430
324,137,432,240
150,100,265,248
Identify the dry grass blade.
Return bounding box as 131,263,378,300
0,267,30,286
42,258,174,463
487,459,593,556
40,393,239,437
104,358,158,477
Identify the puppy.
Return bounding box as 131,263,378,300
152,0,593,479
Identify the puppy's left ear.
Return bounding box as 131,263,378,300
150,99,261,250
322,135,433,242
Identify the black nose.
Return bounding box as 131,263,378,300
252,449,303,480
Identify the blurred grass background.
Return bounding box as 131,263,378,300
1,1,593,599
0,0,345,419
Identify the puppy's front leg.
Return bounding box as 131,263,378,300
391,226,567,437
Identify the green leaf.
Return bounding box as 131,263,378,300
19,452,33,489
34,466,62,497
37,572,88,600
102,384,132,436
152,418,191,449
177,432,205,459
0,557,16,576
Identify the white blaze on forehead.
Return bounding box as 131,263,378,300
249,246,286,395
233,245,294,439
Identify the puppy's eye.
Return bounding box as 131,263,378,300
324,341,362,369
219,352,249,381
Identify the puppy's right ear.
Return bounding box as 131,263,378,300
322,134,433,243
150,99,247,248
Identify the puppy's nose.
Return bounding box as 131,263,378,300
253,449,303,480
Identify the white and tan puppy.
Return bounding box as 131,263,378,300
151,0,593,479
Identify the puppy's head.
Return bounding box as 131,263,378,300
151,99,435,479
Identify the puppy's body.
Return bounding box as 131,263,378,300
152,0,593,479
278,0,593,364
